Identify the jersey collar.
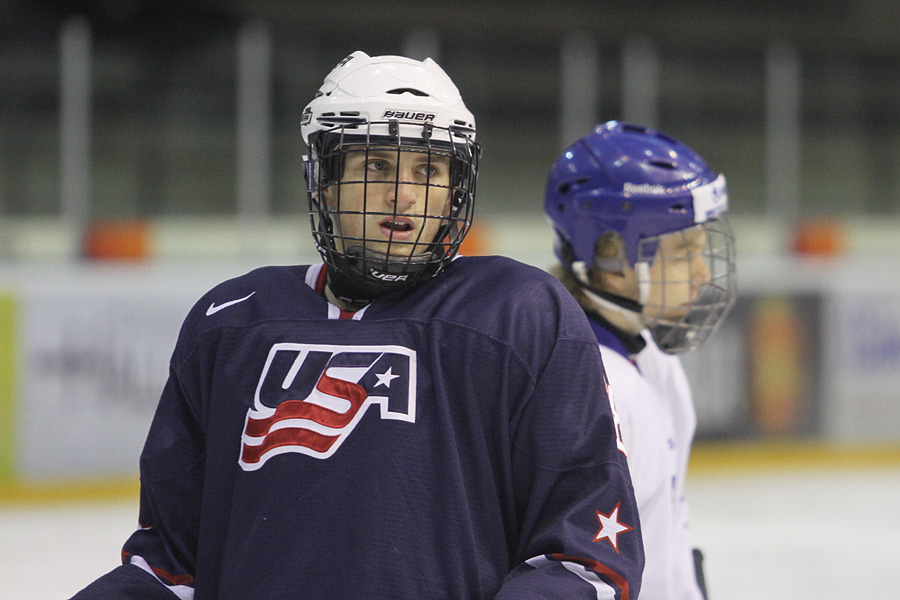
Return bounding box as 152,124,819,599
584,308,646,360
305,263,368,320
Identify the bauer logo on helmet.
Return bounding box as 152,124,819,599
382,110,435,121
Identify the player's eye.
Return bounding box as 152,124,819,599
661,246,691,263
417,163,440,178
419,157,451,180
367,159,390,172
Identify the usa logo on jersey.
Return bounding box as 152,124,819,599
239,342,417,470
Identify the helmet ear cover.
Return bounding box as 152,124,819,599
562,230,646,316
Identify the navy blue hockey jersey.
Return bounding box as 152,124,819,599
71,256,643,600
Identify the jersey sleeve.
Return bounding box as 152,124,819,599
494,334,644,600
70,365,204,600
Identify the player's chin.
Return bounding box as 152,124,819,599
368,240,430,258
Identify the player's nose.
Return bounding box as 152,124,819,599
385,179,420,210
690,254,711,288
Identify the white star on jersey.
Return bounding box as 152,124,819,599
593,502,633,552
374,367,400,388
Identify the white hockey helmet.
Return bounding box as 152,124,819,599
301,50,477,147
302,51,480,305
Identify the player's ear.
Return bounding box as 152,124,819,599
589,232,634,294
593,268,623,292
592,265,640,299
321,185,335,207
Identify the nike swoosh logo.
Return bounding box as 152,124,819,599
206,291,256,316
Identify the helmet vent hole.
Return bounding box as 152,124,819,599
557,177,589,196
386,88,429,96
648,159,677,169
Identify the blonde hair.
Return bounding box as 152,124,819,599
550,231,626,310
549,263,584,298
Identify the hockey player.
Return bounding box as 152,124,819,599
544,122,737,600
72,53,643,599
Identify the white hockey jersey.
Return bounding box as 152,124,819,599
592,319,704,600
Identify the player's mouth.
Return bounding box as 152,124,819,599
379,217,416,240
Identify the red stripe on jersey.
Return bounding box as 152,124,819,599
244,371,367,437
315,370,367,408
314,264,328,294
241,427,339,463
549,553,631,600
244,392,365,436
240,368,370,462
243,400,342,436
151,566,195,586
122,552,195,586
316,264,359,319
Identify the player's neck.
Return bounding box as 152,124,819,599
591,302,644,337
324,284,366,313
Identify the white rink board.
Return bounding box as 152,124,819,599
18,287,189,478
682,254,900,441
1,262,267,481
3,254,900,483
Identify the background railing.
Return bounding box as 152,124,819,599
4,2,900,228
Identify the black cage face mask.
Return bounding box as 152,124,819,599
306,122,479,305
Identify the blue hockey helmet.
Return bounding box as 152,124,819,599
544,121,736,353
545,121,728,270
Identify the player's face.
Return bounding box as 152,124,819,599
642,225,712,322
322,147,452,257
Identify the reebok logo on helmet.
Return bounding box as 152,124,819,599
623,182,666,195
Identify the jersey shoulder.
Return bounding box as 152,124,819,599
172,264,318,361
433,255,594,342
599,344,653,417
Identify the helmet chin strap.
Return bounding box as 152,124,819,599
327,245,437,306
571,261,649,335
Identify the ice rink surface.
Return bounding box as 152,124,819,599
2,465,898,599
687,467,900,599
